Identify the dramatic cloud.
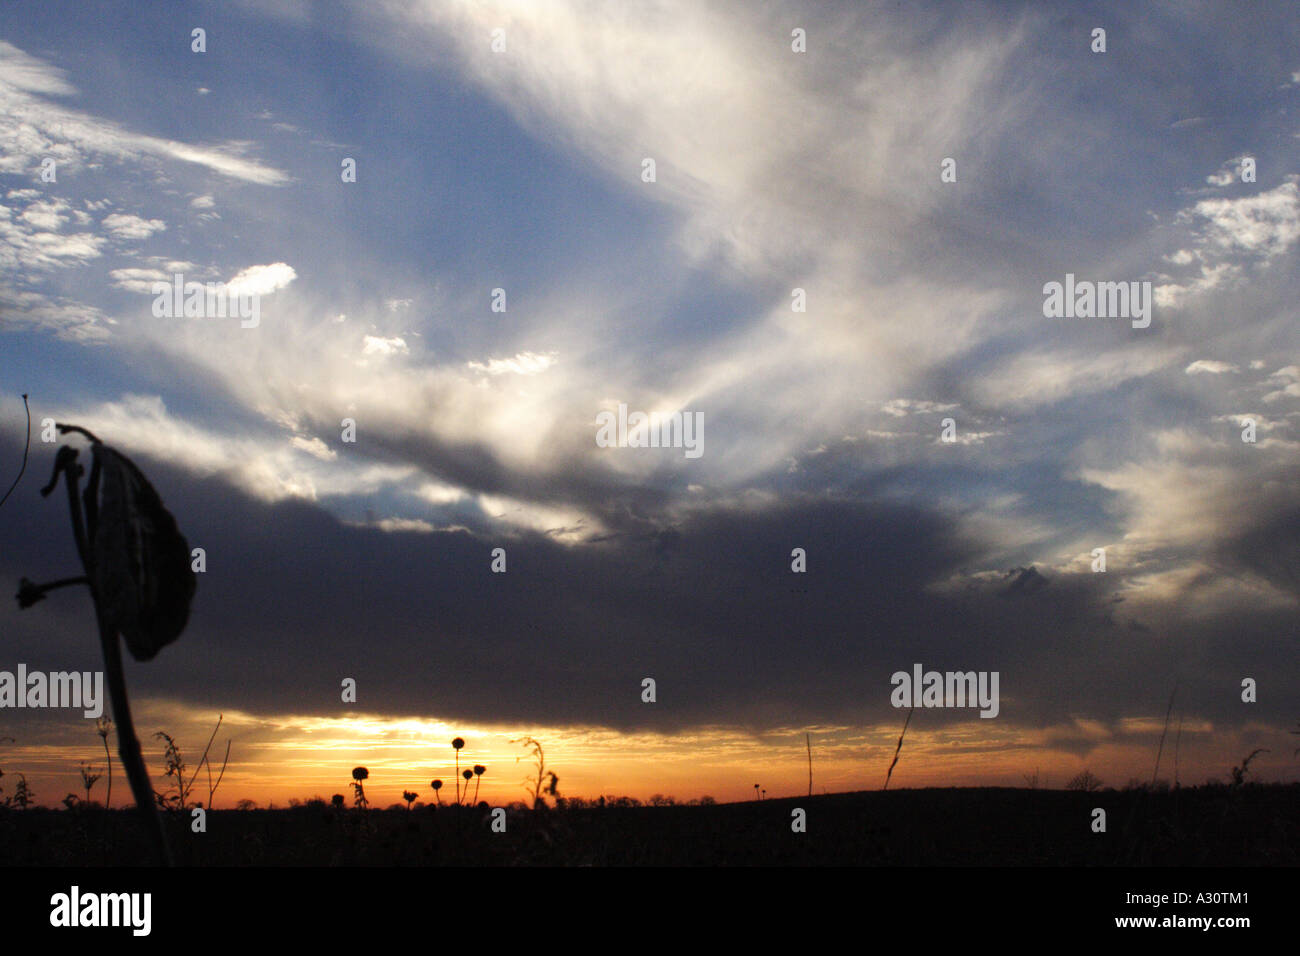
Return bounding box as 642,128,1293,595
2,1,1298,800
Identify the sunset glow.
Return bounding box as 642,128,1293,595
3,700,1287,810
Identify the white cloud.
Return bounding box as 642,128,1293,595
365,517,436,533
291,435,338,461
224,262,297,297
467,350,556,376
0,192,106,271
937,430,1001,446
0,284,111,341
1077,428,1300,576
881,398,959,418
379,2,1026,284
1211,413,1286,433
1154,262,1241,309
102,212,166,239
1184,359,1238,375
1263,382,1300,403
971,346,1180,409
322,0,1039,487
109,266,170,294
0,41,76,96
66,394,417,504
414,481,465,505
362,334,409,356
477,492,600,542
1156,180,1300,309
18,198,70,230
1194,180,1300,258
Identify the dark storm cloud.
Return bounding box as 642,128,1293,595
2,428,1293,739
335,420,679,539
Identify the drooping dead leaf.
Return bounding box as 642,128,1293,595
90,444,196,661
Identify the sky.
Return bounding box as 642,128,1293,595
0,0,1298,809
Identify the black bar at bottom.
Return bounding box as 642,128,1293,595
3,866,1285,940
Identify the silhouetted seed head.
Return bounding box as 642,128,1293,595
462,769,473,780
352,767,369,782
431,779,443,790
473,765,485,776
451,737,464,751
15,578,44,609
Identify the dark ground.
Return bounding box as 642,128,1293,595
1,784,1295,866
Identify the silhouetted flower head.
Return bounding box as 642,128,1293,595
462,769,473,780
452,737,465,750
431,779,443,790
473,765,485,776
352,766,369,782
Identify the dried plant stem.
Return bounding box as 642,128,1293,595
207,740,230,809
883,707,914,791
1151,683,1177,788
101,729,113,810
188,714,229,808
1173,713,1183,788
60,453,170,864
806,733,813,797
95,593,170,862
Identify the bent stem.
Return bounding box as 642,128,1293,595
100,724,113,811
96,604,170,864
883,706,914,792
58,450,171,865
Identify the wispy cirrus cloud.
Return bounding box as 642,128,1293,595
0,41,289,185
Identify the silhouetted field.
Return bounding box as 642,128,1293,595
2,785,1295,866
